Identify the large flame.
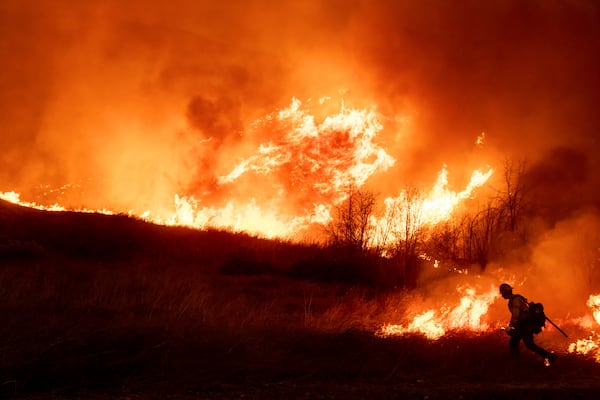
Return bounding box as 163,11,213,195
169,98,396,237
1,98,492,242
218,97,395,193
377,286,499,340
370,166,493,247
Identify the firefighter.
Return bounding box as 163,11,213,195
499,283,556,365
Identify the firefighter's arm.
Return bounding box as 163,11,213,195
504,297,524,335
509,297,523,326
504,326,516,335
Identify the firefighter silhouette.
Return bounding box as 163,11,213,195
499,283,556,365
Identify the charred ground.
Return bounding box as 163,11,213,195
1,199,600,399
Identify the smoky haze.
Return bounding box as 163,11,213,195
1,0,599,216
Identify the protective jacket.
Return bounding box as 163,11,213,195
508,294,530,327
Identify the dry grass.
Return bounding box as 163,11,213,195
2,259,600,399
2,201,600,399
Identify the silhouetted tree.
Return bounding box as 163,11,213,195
576,225,600,294
426,218,463,265
327,187,377,256
497,158,530,234
383,187,426,288
466,203,503,270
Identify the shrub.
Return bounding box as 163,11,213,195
219,247,274,275
0,238,45,260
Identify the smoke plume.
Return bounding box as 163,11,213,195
1,0,598,219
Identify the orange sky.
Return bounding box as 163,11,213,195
1,0,599,217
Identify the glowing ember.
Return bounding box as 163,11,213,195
476,132,486,146
377,286,498,340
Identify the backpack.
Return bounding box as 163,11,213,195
528,301,547,334
510,294,547,334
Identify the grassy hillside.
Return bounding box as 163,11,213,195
1,200,600,399
0,199,316,267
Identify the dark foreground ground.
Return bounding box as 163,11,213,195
2,201,600,399
3,328,600,400
4,322,600,400
2,261,600,400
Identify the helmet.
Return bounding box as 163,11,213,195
499,283,512,295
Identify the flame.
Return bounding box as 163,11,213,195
1,97,493,242
476,132,486,146
0,191,64,211
167,97,396,237
377,286,498,340
421,166,493,226
371,166,493,246
169,195,319,238
0,191,113,214
218,97,395,199
377,291,600,363
568,294,600,361
569,334,600,362
587,294,600,325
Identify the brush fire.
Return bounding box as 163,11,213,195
377,285,499,340
2,97,600,362
1,97,493,240
378,287,600,363
568,294,600,362
2,6,600,397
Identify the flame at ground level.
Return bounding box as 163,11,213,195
568,294,600,362
0,191,115,215
1,163,491,242
569,334,600,362
378,290,600,364
377,286,499,340
5,184,600,363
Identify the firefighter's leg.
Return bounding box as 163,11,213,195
509,335,520,359
522,334,550,359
